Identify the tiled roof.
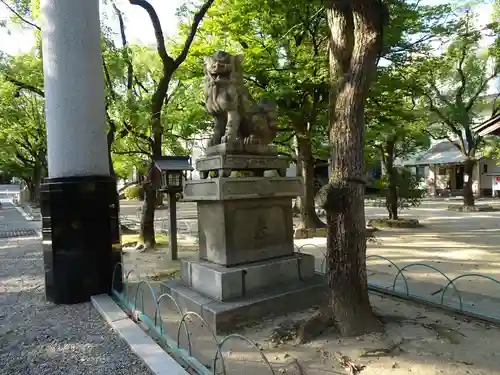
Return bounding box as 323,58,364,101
153,156,193,171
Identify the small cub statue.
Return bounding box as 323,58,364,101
204,51,277,147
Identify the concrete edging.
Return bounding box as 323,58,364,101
13,205,35,221
91,294,189,375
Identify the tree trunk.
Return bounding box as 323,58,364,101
297,134,326,229
140,70,172,248
321,0,385,337
384,143,398,220
293,141,302,215
463,158,476,206
32,163,42,205
139,166,157,248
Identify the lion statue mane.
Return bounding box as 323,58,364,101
204,51,277,148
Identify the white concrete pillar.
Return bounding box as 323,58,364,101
41,0,109,178
39,0,121,305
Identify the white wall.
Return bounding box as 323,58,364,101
480,159,500,191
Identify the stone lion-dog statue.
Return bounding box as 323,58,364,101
204,51,277,148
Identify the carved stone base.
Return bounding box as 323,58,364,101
183,177,302,201
179,253,316,301
196,153,289,178
206,142,277,156
162,274,326,334
183,178,301,266
198,197,295,266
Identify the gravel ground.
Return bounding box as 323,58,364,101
0,235,154,375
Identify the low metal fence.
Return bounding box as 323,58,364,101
112,244,500,374
111,263,276,375
295,243,500,324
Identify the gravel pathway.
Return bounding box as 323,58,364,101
0,204,153,375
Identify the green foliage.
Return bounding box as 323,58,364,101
0,52,46,184
172,0,329,158
378,169,425,213
124,185,143,200
393,169,425,212
407,7,499,156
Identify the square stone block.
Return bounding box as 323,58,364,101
197,197,295,266
163,275,327,334
183,177,302,201
180,253,316,301
205,142,277,156
195,154,289,173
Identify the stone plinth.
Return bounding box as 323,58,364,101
180,253,316,301
163,276,326,334
184,178,300,266
183,177,301,201
205,142,277,156
196,144,290,178
165,157,325,334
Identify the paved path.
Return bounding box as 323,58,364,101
0,202,153,375
0,203,39,238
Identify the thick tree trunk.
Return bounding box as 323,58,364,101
463,158,476,206
297,134,326,229
322,0,385,337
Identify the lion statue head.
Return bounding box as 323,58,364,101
204,51,244,86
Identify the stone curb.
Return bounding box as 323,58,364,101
91,294,189,375
293,227,327,239
13,204,35,221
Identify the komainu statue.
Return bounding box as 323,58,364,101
204,51,277,148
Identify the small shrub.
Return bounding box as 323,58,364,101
124,185,143,200
375,168,425,215
395,169,425,212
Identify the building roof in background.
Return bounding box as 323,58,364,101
398,140,475,166
473,113,500,136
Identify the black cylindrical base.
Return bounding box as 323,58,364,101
41,175,123,304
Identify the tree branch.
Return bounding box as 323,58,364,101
173,0,215,68
465,68,500,112
492,93,500,116
129,0,174,67
6,76,44,97
454,37,468,106
113,3,134,92
111,149,150,156
0,0,41,30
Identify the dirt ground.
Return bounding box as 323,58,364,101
121,200,500,374
127,281,500,375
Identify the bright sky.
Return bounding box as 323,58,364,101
0,0,184,55
0,0,495,55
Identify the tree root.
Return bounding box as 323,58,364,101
296,309,336,344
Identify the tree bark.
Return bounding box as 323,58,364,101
463,158,476,206
297,134,326,229
323,0,386,337
140,178,157,248
32,162,42,204
384,142,398,220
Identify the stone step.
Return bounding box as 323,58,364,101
179,253,316,302
162,273,326,334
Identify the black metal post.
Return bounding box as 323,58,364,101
168,192,178,260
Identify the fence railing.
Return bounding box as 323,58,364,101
112,244,500,374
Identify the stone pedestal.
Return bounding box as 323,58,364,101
164,149,326,333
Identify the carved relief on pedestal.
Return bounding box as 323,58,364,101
229,205,286,251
